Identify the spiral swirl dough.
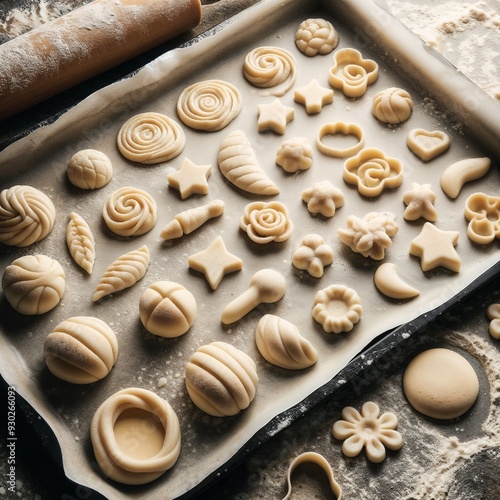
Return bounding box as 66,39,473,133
2,254,65,315
117,112,186,164
177,80,242,131
103,187,157,237
243,46,296,96
0,185,56,247
372,87,413,124
91,387,181,485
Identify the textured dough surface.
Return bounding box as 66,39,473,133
295,18,339,56
66,149,113,190
66,212,95,274
372,87,413,124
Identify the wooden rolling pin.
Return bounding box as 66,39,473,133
0,0,202,121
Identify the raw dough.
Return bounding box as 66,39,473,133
43,316,118,384
486,303,500,339
103,186,157,237
402,183,438,222
440,157,491,199
292,234,334,278
373,262,420,300
372,87,413,124
464,192,500,245
295,18,339,56
0,185,56,247
257,99,295,135
316,122,364,158
185,341,259,417
406,129,450,161
66,149,113,189
93,245,150,302
293,79,334,114
301,180,345,218
66,212,95,274
166,157,212,199
240,201,293,244
2,254,65,315
255,314,318,370
117,112,185,164
176,79,241,131
217,130,280,195
403,348,480,419
139,281,196,337
275,137,313,173
90,387,181,485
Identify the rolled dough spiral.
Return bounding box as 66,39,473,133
117,112,186,164
176,80,242,131
0,185,56,247
372,87,413,124
66,149,113,189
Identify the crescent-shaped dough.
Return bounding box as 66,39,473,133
373,262,420,300
217,130,279,195
440,157,491,199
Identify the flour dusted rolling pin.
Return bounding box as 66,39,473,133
0,0,202,121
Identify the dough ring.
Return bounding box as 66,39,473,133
284,452,342,500
176,79,242,131
117,112,185,164
316,122,364,158
90,387,181,485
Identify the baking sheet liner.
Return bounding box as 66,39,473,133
0,0,499,498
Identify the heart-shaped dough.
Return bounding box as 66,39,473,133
406,128,450,161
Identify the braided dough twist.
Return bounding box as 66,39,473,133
66,212,95,274
295,18,339,56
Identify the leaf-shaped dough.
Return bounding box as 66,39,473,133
66,212,95,274
217,130,279,195
93,245,150,302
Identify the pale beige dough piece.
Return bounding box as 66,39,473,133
257,98,295,135
373,262,420,300
440,157,492,199
176,79,241,131
2,254,65,315
292,234,334,278
275,137,313,173
185,341,259,417
486,303,500,339
403,348,479,419
255,314,318,370
402,183,438,222
0,185,56,247
166,157,212,199
103,186,157,237
464,192,500,245
406,129,450,161
43,316,118,384
93,245,150,302
66,212,95,274
293,79,334,114
301,180,345,218
240,201,293,244
217,129,280,195
66,149,113,189
91,387,181,485
295,18,339,56
316,122,364,158
139,281,196,338
117,112,185,164
372,87,413,124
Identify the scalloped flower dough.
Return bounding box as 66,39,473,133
295,18,339,56
2,254,65,315
66,149,113,189
464,192,500,245
372,87,413,124
302,180,345,218
276,137,313,173
66,212,95,274
292,234,334,278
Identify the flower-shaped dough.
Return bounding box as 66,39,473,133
240,201,293,244
295,18,339,56
464,192,500,245
403,183,438,222
343,148,403,197
276,137,313,173
292,234,334,278
338,212,398,260
332,401,403,463
302,180,345,218
313,284,362,333
486,303,500,339
328,48,378,97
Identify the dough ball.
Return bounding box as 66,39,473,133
67,149,113,189
2,254,65,315
372,87,413,124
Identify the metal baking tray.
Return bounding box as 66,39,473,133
0,0,499,498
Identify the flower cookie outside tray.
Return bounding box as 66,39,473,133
316,122,364,158
464,192,500,245
90,387,181,485
295,18,339,56
371,87,413,124
328,48,378,98
240,201,293,244
406,128,450,161
486,303,500,339
343,147,403,197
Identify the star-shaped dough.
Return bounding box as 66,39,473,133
410,222,461,272
188,235,243,290
167,157,212,199
257,99,294,134
403,183,438,222
294,79,334,114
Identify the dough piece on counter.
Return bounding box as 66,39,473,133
275,137,313,173
486,303,500,339
44,316,118,384
403,348,479,419
243,46,296,96
464,192,500,245
301,180,345,218
402,183,438,222
240,201,293,244
117,112,185,164
218,130,280,195
93,245,150,302
316,122,364,158
66,149,113,189
293,79,334,114
406,129,450,161
409,222,461,272
166,158,212,199
312,284,362,334
139,281,196,338
292,234,334,278
373,262,420,300
188,235,243,290
255,314,318,370
176,79,241,131
257,99,294,134
0,185,56,247
333,401,403,463
338,212,399,260
2,254,65,315
185,341,258,416
295,18,339,56
66,212,95,274
91,387,181,485
441,157,492,199
372,87,413,124
103,187,157,237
